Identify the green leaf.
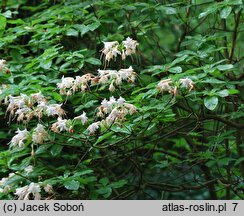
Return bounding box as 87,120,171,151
216,64,233,71
85,58,101,65
0,15,7,35
169,66,182,73
204,96,219,110
97,186,112,198
110,180,127,189
234,157,244,166
94,132,113,145
50,145,63,157
40,59,52,69
99,177,109,186
87,21,100,31
220,6,232,19
165,7,177,15
217,89,229,97
64,180,80,190
66,28,79,37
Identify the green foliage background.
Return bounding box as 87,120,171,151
0,0,244,199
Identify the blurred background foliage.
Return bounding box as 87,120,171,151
0,0,244,199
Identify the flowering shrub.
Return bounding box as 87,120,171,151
0,0,243,200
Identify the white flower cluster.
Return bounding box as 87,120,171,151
51,117,72,133
0,173,15,193
51,111,88,133
5,92,65,122
98,66,137,92
101,37,139,62
32,124,48,144
14,182,53,200
10,124,49,148
57,67,137,95
157,77,194,95
10,128,30,148
57,74,95,95
101,41,121,62
86,96,137,135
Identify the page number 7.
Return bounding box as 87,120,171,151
232,203,238,211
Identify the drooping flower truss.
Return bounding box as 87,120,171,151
157,77,194,95
10,128,30,148
86,96,137,135
57,74,95,95
101,37,139,63
5,92,65,122
14,182,54,200
32,124,48,144
57,66,137,95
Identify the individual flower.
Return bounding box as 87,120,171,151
0,173,15,193
74,112,88,125
0,59,7,71
87,122,100,135
157,78,173,94
14,185,29,200
101,41,121,62
45,104,65,117
109,81,116,92
10,128,29,148
31,92,47,104
32,124,48,144
57,76,75,95
118,66,136,82
124,103,137,115
44,184,54,194
28,183,41,200
122,37,139,59
15,182,43,200
51,117,72,133
117,96,125,106
0,178,8,187
180,78,194,92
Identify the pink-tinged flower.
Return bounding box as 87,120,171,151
15,182,42,200
45,104,64,117
32,124,48,144
44,184,54,194
31,92,47,103
51,117,70,132
117,96,125,106
101,41,121,62
118,66,134,80
122,37,139,58
15,185,29,200
74,112,88,125
124,103,137,115
109,81,116,92
157,78,173,94
87,122,100,135
10,128,29,148
180,78,194,92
